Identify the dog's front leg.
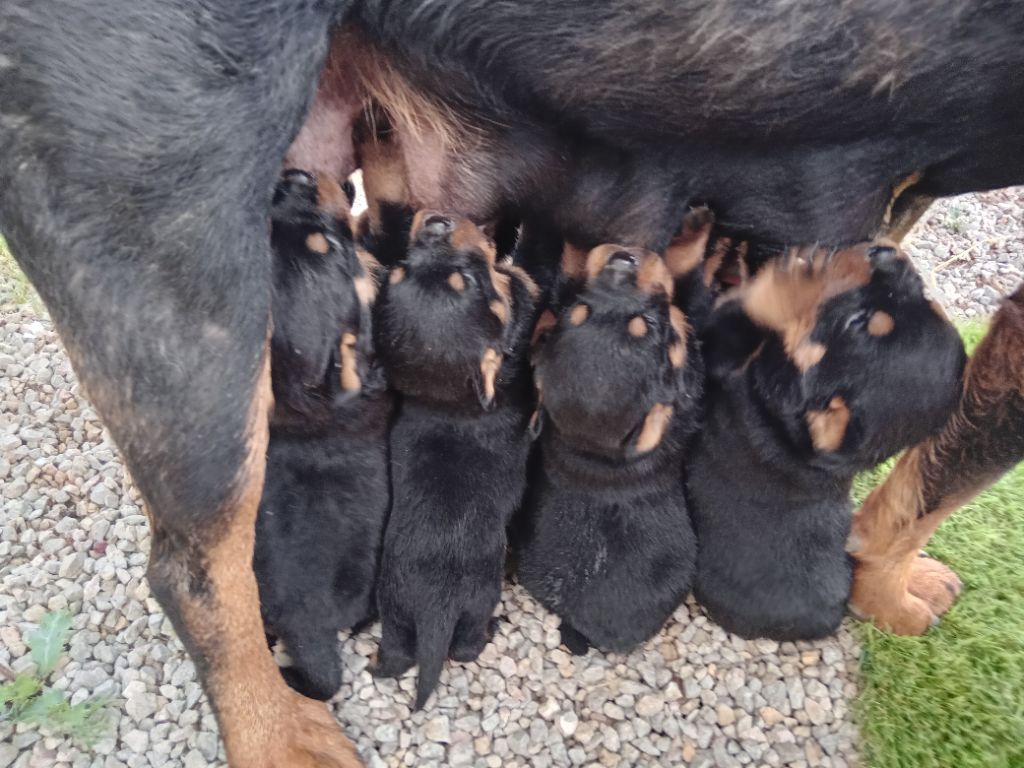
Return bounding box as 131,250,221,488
849,283,1024,634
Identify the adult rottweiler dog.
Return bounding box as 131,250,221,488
516,239,705,655
253,170,390,702
4,0,1024,762
690,244,965,639
372,211,537,710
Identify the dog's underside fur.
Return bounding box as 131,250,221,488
2,0,1024,763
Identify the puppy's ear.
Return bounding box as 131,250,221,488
626,403,674,457
700,300,767,381
477,348,502,410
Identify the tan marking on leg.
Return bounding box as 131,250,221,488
628,315,647,337
882,170,924,228
176,352,361,767
868,310,895,337
664,206,714,277
570,304,590,326
702,237,729,289
851,287,1024,634
305,233,330,254
634,403,674,454
355,248,381,305
339,332,361,393
807,396,850,452
668,303,688,367
561,243,590,281
499,263,540,300
490,299,508,324
479,348,502,406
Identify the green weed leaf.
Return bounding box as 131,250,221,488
27,611,72,678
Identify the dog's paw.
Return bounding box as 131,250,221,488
849,554,959,635
237,691,362,768
907,551,963,617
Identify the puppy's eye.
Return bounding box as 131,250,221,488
845,309,870,331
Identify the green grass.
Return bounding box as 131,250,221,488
856,321,1024,768
0,232,41,308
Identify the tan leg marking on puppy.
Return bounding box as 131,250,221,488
807,396,850,452
634,403,674,454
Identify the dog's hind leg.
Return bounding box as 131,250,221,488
0,1,362,764
849,284,1024,634
373,616,416,679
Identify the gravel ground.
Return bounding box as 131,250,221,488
1,188,1021,768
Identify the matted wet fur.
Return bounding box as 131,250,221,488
254,170,390,701
372,212,537,710
516,245,703,655
689,244,965,640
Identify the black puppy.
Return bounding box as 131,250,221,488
373,211,537,709
253,169,390,701
516,243,705,655
689,244,965,640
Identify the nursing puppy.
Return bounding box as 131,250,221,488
373,211,537,709
253,169,390,701
690,244,965,640
516,244,704,655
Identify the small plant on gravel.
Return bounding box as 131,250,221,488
0,611,115,746
945,204,965,234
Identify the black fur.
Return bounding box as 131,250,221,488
254,170,390,701
516,248,703,654
689,246,966,639
373,214,536,709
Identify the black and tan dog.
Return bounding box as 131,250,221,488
372,211,537,709
516,242,704,655
689,244,965,640
253,169,390,701
6,1,1024,761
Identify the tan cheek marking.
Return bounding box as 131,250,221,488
636,252,674,297
628,315,647,337
314,173,353,220
570,304,590,326
490,299,509,324
868,310,895,337
793,341,827,371
634,403,674,454
584,244,619,281
339,332,361,393
448,271,466,291
305,232,330,254
807,396,850,452
389,266,406,284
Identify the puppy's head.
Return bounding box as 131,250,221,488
269,169,381,426
704,243,966,470
376,211,536,408
532,245,702,459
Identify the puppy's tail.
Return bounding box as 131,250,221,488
414,612,457,711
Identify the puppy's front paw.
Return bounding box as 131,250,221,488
907,552,963,617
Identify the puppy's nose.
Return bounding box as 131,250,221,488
602,250,638,284
422,214,453,237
